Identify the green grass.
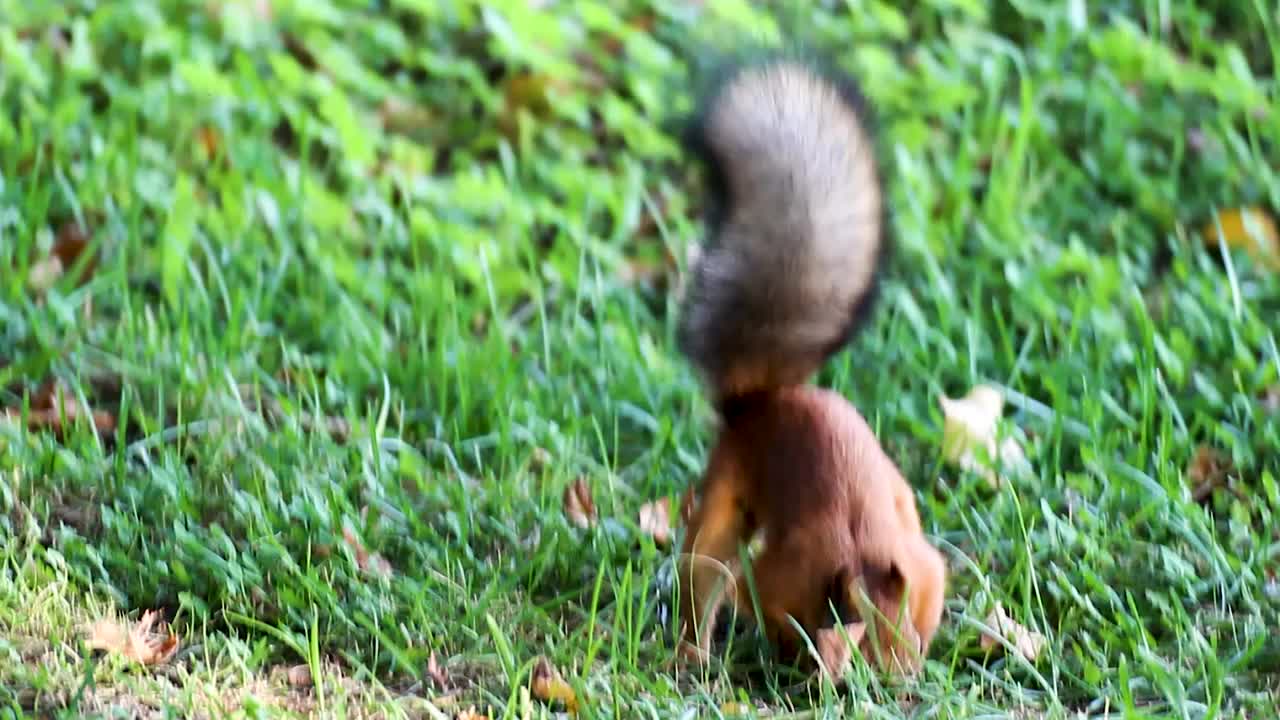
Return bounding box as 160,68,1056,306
2,0,1279,717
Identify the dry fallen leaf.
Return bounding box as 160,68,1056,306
57,220,91,256
980,603,1047,663
4,378,117,436
260,395,351,442
939,385,1028,487
1186,445,1237,503
529,447,552,472
427,651,449,689
341,526,393,578
638,497,672,546
379,95,437,137
530,656,578,714
598,11,656,55
86,610,180,666
197,125,222,161
455,708,489,720
499,72,558,139
26,254,65,293
286,664,313,687
939,385,1003,460
26,220,94,293
1202,206,1280,269
563,478,597,530
431,694,460,712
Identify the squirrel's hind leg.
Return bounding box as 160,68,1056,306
676,446,754,663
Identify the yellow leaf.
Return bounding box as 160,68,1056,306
1202,207,1280,269
530,656,578,714
939,385,1003,461
86,609,180,666
938,385,1028,487
499,73,558,140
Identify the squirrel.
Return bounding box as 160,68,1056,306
672,52,947,676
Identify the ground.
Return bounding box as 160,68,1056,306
2,1,1279,718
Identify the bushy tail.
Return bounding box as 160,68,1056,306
677,53,889,402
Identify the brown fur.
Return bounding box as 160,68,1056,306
673,54,943,678
677,386,946,674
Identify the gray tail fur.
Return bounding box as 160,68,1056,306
677,52,889,400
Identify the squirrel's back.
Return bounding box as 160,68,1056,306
678,54,887,402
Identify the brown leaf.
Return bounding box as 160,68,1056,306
1187,445,1237,503
455,708,489,720
24,220,96,293
5,379,117,436
379,95,436,136
637,497,671,546
261,395,350,442
499,72,558,139
597,12,655,55
427,650,449,689
341,526,393,578
530,656,578,714
979,603,1046,663
54,220,92,260
197,125,222,161
431,693,460,711
286,664,313,687
562,478,597,529
1201,207,1280,269
86,610,180,666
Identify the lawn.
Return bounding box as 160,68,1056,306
2,0,1279,717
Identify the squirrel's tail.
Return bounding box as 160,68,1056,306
677,52,889,405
